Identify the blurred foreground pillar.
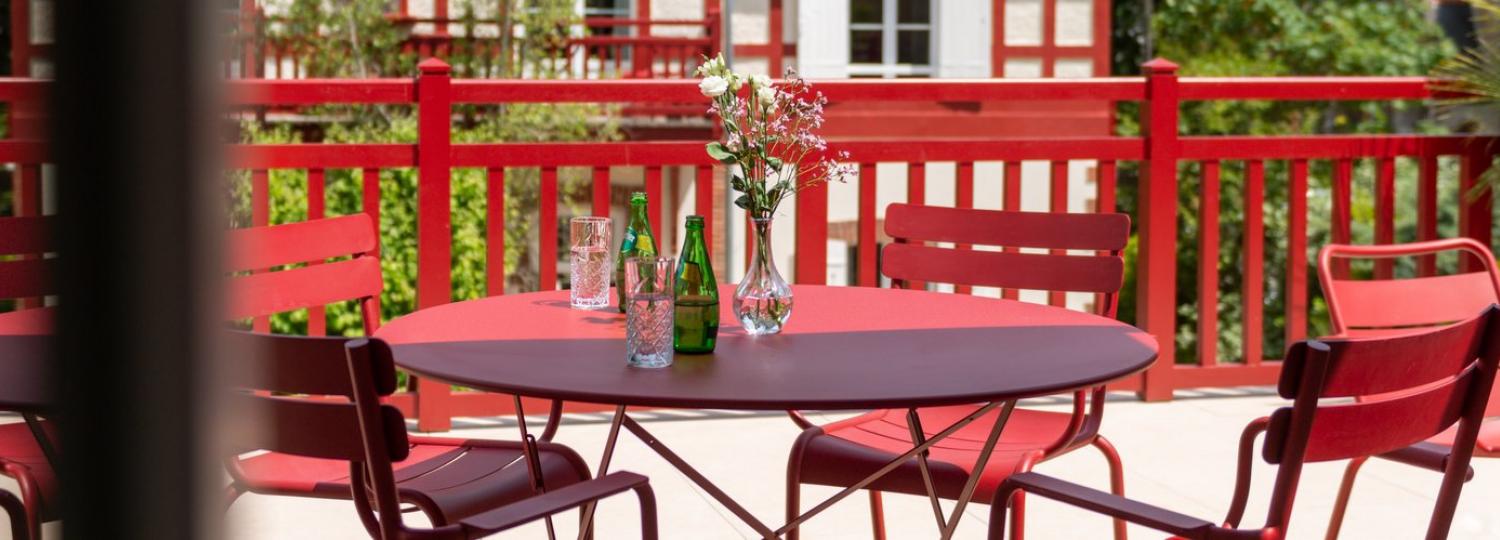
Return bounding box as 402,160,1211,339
54,1,223,539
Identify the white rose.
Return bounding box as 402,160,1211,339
756,85,778,106
751,74,773,89
699,76,729,97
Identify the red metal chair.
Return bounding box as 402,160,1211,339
785,203,1131,540
224,214,598,534
0,215,56,540
993,305,1500,540
1318,239,1500,539
225,330,658,538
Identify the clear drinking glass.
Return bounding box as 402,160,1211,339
569,216,612,309
625,256,675,368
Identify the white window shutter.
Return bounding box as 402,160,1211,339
935,0,991,78
796,0,849,78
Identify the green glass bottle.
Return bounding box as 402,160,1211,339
615,192,658,312
673,215,718,353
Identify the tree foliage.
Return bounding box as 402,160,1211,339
1112,0,1461,363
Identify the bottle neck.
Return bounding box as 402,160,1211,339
628,204,652,233
683,226,707,259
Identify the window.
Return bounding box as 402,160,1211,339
849,0,932,78
585,0,632,37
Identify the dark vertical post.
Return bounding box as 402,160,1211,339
415,58,453,432
1136,58,1179,402
55,0,222,538
10,0,29,76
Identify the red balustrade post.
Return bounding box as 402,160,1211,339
633,3,656,78
796,180,829,285
434,0,450,37
1460,149,1494,272
705,1,723,59
768,0,784,76
1136,59,1180,402
416,59,454,431
240,0,258,79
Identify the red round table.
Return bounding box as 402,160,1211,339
377,285,1156,539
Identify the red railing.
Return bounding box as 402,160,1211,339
242,13,720,80
218,60,1500,430
4,61,1492,429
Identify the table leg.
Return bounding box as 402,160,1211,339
775,400,1007,538
905,408,948,532
938,401,1017,540
579,401,1015,539
622,416,781,539
21,413,57,469
512,396,557,540
577,405,627,540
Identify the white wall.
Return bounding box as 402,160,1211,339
935,0,991,78
793,0,848,78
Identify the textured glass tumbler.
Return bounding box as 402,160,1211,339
625,256,675,368
569,216,612,309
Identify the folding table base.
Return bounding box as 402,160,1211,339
576,401,1018,540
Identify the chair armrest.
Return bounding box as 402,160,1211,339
1002,472,1216,537
459,472,651,535
1379,442,1475,481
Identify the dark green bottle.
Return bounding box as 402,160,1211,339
615,192,658,312
674,215,718,353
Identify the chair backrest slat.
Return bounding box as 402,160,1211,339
1265,307,1500,465
1320,239,1500,334
228,257,382,320
224,331,397,397
880,204,1129,312
226,331,408,462
1329,272,1497,331
0,258,53,299
884,203,1130,251
226,394,407,462
228,214,376,271
1283,316,1488,399
0,216,50,256
883,244,1123,293
1266,366,1476,463
226,214,382,331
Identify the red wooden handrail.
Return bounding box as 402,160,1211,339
231,77,1460,106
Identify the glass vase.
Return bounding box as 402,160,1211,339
734,218,793,335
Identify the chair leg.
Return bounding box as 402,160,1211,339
633,484,658,540
990,485,1021,540
1010,490,1026,540
1325,457,1368,540
13,473,41,540
0,490,27,540
1008,451,1046,540
1093,436,1129,540
785,468,802,540
869,490,887,540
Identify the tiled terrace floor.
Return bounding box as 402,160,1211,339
226,388,1500,539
